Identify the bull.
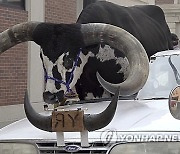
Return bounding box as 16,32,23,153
0,1,172,131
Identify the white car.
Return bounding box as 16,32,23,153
0,50,180,154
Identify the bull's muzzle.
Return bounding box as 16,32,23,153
43,91,65,104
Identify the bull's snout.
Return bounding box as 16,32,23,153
43,91,64,104
43,91,57,104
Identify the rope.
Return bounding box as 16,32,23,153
44,48,82,97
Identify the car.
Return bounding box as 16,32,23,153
0,50,180,154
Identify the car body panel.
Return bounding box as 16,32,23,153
1,50,180,153
0,99,180,142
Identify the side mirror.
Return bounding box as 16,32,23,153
169,86,180,119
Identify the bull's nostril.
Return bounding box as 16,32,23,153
49,94,56,100
43,91,58,104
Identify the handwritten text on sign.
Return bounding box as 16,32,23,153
52,110,84,132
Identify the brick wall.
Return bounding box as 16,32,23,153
0,5,28,106
45,0,77,23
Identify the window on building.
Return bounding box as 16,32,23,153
155,0,174,4
0,0,25,9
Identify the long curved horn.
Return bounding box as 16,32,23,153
24,91,52,132
81,23,149,96
83,86,120,131
0,22,40,53
24,87,119,132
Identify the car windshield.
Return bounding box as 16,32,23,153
137,53,180,100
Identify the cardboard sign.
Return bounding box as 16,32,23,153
52,110,85,132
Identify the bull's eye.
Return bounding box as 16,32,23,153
63,56,73,70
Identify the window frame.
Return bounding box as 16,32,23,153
0,0,25,10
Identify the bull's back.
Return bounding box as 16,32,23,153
77,1,173,57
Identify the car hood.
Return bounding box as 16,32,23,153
0,99,180,142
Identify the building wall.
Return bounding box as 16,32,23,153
45,0,76,23
156,0,174,4
0,6,28,106
159,4,180,40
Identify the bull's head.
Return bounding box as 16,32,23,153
0,22,149,104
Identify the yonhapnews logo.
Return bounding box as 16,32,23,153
100,130,180,144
